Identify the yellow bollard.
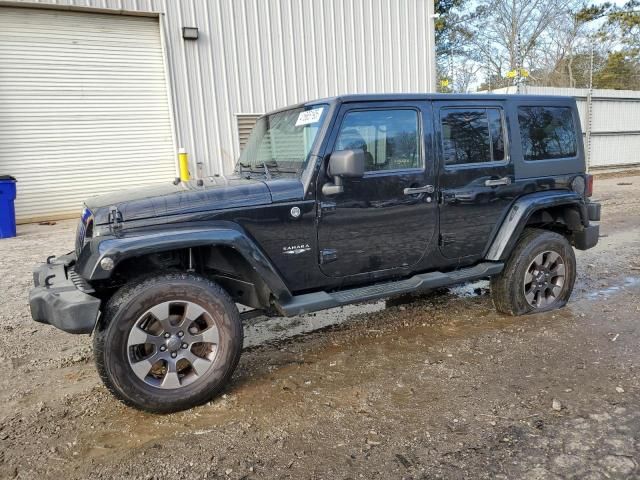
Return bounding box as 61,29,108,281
178,148,190,182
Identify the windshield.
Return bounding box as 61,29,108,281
236,104,328,177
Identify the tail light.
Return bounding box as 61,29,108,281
585,174,593,197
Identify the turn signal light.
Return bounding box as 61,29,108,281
585,174,594,197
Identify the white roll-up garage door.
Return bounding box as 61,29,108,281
0,6,176,223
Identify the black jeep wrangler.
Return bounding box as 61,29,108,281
30,94,601,413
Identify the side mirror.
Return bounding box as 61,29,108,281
323,149,365,196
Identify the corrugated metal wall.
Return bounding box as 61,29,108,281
487,86,640,170
7,0,437,176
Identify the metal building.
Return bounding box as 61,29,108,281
0,0,437,222
485,86,640,171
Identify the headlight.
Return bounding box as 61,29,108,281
100,257,115,271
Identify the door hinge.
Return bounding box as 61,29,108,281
320,248,338,264
318,201,336,217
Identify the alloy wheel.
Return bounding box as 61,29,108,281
126,300,220,389
523,251,566,309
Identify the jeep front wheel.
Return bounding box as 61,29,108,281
490,228,577,316
94,273,243,413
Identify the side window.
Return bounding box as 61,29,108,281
335,109,420,172
440,108,506,166
518,106,577,161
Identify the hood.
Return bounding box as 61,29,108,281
86,175,272,225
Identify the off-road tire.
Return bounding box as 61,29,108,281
491,228,576,316
93,272,243,413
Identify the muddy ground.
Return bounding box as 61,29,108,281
0,175,639,480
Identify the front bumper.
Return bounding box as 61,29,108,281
29,254,100,334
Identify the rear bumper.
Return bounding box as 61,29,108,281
29,254,100,334
574,224,599,250
587,201,601,222
573,200,601,250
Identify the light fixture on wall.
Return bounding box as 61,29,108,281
182,27,199,40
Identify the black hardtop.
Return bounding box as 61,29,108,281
263,93,577,117
312,93,575,104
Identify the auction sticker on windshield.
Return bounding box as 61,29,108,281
296,107,324,126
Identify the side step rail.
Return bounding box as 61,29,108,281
278,262,504,317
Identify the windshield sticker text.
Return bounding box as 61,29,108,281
295,108,324,127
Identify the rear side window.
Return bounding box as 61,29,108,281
518,107,577,161
441,108,505,166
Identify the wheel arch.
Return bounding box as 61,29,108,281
76,223,291,307
486,191,588,261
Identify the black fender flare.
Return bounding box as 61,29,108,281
485,191,588,261
75,222,292,301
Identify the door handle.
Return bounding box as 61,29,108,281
403,185,435,195
484,177,512,187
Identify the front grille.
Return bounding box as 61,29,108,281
68,266,95,293
75,220,86,258
75,208,93,258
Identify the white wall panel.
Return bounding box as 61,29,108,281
6,0,436,181
591,134,640,168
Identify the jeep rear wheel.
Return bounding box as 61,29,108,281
94,273,243,413
491,228,576,316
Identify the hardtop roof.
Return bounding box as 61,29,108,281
309,92,575,104
263,93,576,116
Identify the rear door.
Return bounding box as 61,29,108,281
435,100,514,259
316,101,437,277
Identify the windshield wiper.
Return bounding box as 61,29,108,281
261,162,272,180
238,162,272,179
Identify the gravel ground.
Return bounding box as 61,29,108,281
0,175,639,479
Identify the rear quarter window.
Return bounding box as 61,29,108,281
518,106,577,161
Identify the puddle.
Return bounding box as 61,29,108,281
624,276,640,287
449,279,490,298
242,301,386,347
241,279,494,348
586,276,640,300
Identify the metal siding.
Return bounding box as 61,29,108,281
0,5,176,222
590,134,640,168
5,0,436,197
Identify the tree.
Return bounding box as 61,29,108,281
594,51,640,89
465,0,581,85
434,0,640,91
434,0,477,92
578,1,640,49
554,1,640,89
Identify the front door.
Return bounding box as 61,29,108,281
316,102,437,277
435,100,515,259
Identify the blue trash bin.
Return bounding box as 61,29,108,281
0,175,17,239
